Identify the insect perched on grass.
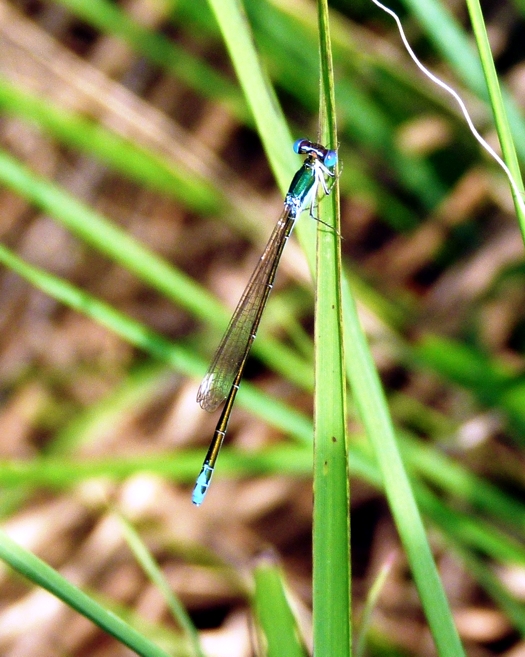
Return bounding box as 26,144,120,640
193,139,338,506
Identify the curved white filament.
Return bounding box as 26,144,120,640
370,0,525,217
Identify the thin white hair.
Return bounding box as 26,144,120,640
370,0,525,216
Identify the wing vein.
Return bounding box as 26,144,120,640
197,207,295,412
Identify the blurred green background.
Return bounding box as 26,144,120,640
0,0,525,655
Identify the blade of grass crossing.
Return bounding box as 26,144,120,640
355,556,394,657
0,148,222,324
205,0,319,275
0,530,171,657
313,3,351,657
464,0,525,235
341,277,465,656
0,242,313,447
254,558,307,657
399,0,525,161
206,0,294,190
118,515,205,657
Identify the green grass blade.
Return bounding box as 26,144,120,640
0,241,312,445
0,147,221,323
206,0,294,190
205,0,319,275
355,556,394,657
0,146,313,389
118,515,205,657
0,240,198,373
55,0,247,121
48,362,176,455
312,3,351,657
464,0,525,233
400,433,525,534
2,438,525,572
458,547,525,636
254,556,307,657
0,76,220,214
400,0,525,159
0,530,171,657
341,274,465,655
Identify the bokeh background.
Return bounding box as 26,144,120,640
0,0,525,655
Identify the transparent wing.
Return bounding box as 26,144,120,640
197,207,295,412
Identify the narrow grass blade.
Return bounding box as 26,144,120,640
254,555,307,657
205,0,318,274
0,147,312,389
464,0,525,233
0,530,171,657
0,242,312,445
312,2,351,657
418,485,525,566
458,547,525,636
399,0,525,158
343,276,464,657
118,515,205,657
355,555,395,657
0,147,221,323
342,275,465,656
2,440,525,573
206,0,294,189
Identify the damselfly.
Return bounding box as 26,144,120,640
192,139,338,505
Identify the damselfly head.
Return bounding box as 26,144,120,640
293,138,337,168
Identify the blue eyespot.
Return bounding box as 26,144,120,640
324,150,338,168
293,138,309,154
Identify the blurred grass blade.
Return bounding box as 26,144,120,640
355,555,395,657
399,432,525,534
118,515,205,657
0,147,312,389
0,530,171,657
458,547,525,636
205,0,319,274
0,147,221,323
313,2,351,657
414,335,525,438
254,555,307,657
464,0,525,233
399,0,525,160
341,274,465,656
419,485,525,565
0,76,220,214
0,240,199,374
2,439,525,573
0,241,312,444
49,362,176,454
55,0,247,121
206,0,294,190
400,0,487,92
